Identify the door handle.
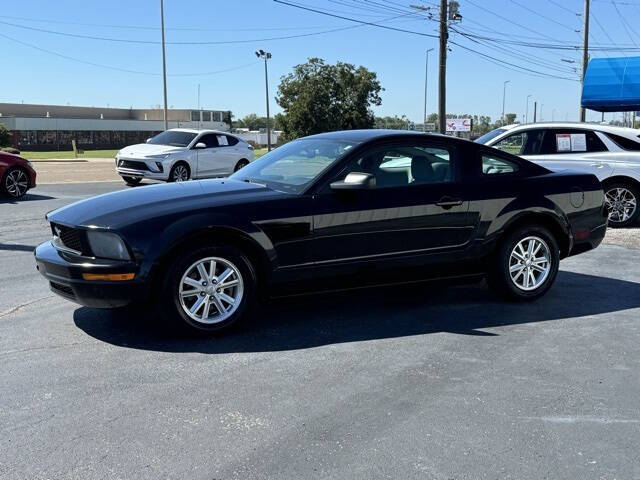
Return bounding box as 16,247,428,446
436,196,463,209
590,163,605,168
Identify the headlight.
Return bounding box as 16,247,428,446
86,231,131,260
146,154,170,159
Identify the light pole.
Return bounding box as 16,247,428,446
255,49,272,151
423,48,434,132
525,94,532,123
540,103,544,121
501,80,510,124
160,0,168,131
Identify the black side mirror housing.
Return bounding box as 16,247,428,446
330,172,376,190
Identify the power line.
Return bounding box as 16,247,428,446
275,0,581,81
610,0,640,47
273,0,439,38
0,19,368,45
0,31,261,76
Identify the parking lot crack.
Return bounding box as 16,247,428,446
0,295,55,318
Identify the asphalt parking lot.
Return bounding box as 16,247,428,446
1,181,640,479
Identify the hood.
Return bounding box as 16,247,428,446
117,143,185,157
47,179,284,228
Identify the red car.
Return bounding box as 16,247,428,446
0,151,37,199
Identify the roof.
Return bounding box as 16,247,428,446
581,57,640,112
170,128,233,135
499,122,640,139
303,129,449,142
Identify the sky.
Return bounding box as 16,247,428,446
1,0,639,124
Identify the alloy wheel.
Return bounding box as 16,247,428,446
178,256,244,324
605,187,637,224
508,236,551,291
5,169,29,198
172,165,189,182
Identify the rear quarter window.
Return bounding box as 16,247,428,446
604,132,640,151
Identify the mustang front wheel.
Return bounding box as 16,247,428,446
162,244,256,333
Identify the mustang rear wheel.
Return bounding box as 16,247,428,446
161,244,256,333
488,225,560,301
604,181,639,228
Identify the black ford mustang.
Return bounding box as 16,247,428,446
35,130,607,333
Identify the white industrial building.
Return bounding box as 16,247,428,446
0,103,231,150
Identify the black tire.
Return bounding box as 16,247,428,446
603,180,640,228
234,159,249,172
159,244,257,334
487,224,560,302
122,176,142,186
2,167,30,199
168,162,190,182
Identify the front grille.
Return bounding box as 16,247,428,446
51,223,85,254
50,281,75,298
118,159,150,171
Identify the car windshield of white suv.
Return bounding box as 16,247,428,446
147,131,197,147
230,138,358,194
475,128,507,144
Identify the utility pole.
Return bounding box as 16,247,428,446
533,101,537,123
160,0,168,131
526,94,532,123
438,0,448,134
197,84,201,129
579,0,590,122
501,80,510,124
255,49,272,151
423,48,434,132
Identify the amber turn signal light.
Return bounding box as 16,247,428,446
82,273,135,281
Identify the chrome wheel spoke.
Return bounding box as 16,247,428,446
178,256,244,324
509,236,552,291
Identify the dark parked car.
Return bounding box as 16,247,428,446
35,130,607,333
1,151,37,199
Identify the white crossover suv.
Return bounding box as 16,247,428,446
477,122,640,227
115,129,254,186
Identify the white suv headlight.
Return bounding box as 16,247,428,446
86,231,131,260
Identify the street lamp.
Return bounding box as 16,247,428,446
501,80,510,124
160,0,168,131
423,48,434,133
255,49,273,151
525,94,532,124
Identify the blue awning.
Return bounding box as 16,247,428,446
581,57,640,112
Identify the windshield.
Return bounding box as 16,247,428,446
475,128,507,145
230,138,358,194
147,131,197,147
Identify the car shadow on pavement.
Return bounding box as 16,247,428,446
0,193,55,204
74,270,640,354
0,243,36,252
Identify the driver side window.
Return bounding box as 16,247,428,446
494,130,544,156
196,134,219,148
334,143,454,189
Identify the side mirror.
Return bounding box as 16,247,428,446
330,172,376,190
194,142,207,149
146,138,152,143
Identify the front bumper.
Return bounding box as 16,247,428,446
34,241,147,308
116,167,168,180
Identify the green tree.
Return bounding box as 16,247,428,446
0,124,10,147
276,58,383,140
